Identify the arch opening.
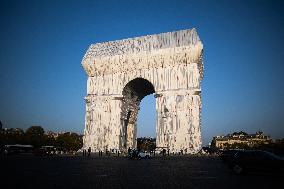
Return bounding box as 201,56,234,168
121,78,155,150
122,78,155,100
137,94,156,151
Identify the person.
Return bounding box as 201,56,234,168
106,149,110,156
162,149,166,156
167,149,170,156
128,147,131,157
88,147,91,156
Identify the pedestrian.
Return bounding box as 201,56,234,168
128,147,131,157
88,147,91,156
162,148,166,156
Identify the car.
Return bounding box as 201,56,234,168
128,149,139,159
138,151,151,159
220,149,243,164
229,150,284,175
33,146,56,156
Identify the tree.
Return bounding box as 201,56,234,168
137,137,156,151
26,126,44,136
0,128,25,145
25,126,45,148
55,132,82,152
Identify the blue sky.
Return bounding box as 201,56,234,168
0,0,283,145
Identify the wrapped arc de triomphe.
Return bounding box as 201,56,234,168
82,28,204,154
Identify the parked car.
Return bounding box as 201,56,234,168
34,146,56,156
128,149,139,159
220,149,243,164
138,151,151,159
229,150,284,175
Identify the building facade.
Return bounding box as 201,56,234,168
212,131,271,149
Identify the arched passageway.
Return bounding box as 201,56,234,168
121,78,155,149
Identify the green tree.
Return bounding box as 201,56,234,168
137,137,156,151
0,128,25,145
25,126,45,148
55,132,82,152
44,135,56,146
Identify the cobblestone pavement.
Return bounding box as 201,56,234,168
1,155,282,189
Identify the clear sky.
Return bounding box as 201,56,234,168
0,0,284,146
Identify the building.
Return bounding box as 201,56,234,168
212,131,271,149
46,131,59,138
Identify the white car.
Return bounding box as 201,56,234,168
138,151,151,159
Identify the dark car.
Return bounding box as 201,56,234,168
34,146,56,156
128,149,139,159
220,149,243,164
229,150,284,175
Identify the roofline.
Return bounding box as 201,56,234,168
83,28,202,59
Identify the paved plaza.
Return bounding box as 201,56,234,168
1,155,282,189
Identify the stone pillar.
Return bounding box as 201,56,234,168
155,90,202,154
